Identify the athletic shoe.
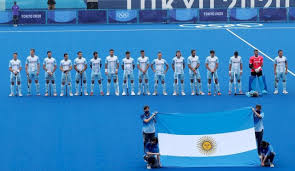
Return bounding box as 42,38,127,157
283,90,288,95
147,164,151,169
115,92,119,96
100,92,104,96
270,163,274,168
131,91,135,96
84,92,88,96
147,92,151,96
228,91,232,95
53,93,57,96
262,90,268,94
75,92,79,96
122,92,126,96
19,93,23,97
90,92,94,96
9,93,14,97
208,92,211,96
273,90,278,95
36,93,41,96
137,91,141,96
69,93,73,96
45,93,48,96
163,92,167,96
172,92,177,96
181,92,186,96
106,92,110,96
27,93,31,96
199,91,205,95
60,93,64,97
152,92,157,96
191,92,195,96
217,92,222,96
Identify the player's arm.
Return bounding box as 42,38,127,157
43,61,47,72
82,62,87,73
37,59,40,75
151,63,155,72
116,60,119,74
25,63,28,75
285,60,288,74
240,62,243,75
249,58,254,70
60,65,64,72
165,62,169,74
274,62,277,75
143,112,158,123
53,61,57,73
121,63,124,70
172,60,175,72
105,61,108,75
9,66,13,73
144,58,150,73
90,61,92,69
205,58,211,72
183,60,185,69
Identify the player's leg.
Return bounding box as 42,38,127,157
60,73,66,96
173,73,178,96
51,74,57,96
16,74,22,96
82,72,88,96
282,73,287,94
34,73,40,96
113,74,119,96
196,71,204,95
189,73,195,95
153,75,159,96
257,71,267,94
106,74,111,96
75,73,80,96
27,72,33,96
90,72,95,96
161,75,167,95
67,73,73,96
130,73,135,96
9,73,15,96
122,73,127,96
97,73,103,96
207,71,212,95
180,74,185,96
236,72,242,94
229,71,233,95
45,72,50,96
214,72,221,95
144,74,150,95
274,73,279,94
138,74,142,95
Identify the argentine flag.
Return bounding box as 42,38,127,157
156,107,260,167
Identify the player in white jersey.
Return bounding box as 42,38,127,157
90,51,104,96
205,50,221,96
74,51,88,96
122,51,135,96
9,52,22,96
25,49,40,96
60,53,73,96
187,50,205,96
105,49,120,96
172,50,186,96
274,50,288,95
229,51,243,95
43,51,57,96
137,50,150,96
151,51,168,96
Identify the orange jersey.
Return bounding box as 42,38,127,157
249,56,263,72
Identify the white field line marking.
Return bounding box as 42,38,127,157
226,28,295,77
2,26,295,33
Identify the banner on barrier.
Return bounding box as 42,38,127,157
289,7,295,20
78,10,107,24
139,10,167,23
19,11,46,24
230,8,258,21
168,9,197,23
0,11,12,24
47,10,77,24
108,10,137,23
259,8,287,21
199,9,227,21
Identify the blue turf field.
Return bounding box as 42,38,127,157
0,23,294,171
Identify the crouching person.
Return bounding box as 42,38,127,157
144,137,161,169
260,141,275,167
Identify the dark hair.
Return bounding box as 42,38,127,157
158,51,162,54
151,137,158,144
256,104,262,110
109,49,114,52
191,49,196,53
140,50,145,53
254,49,258,52
144,105,149,110
261,141,269,148
278,49,283,53
126,51,130,54
210,50,215,54
30,49,35,52
13,52,18,55
47,51,51,54
64,53,68,57
176,50,181,55
234,51,238,56
93,51,98,55
77,51,82,55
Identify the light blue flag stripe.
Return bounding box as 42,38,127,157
156,107,253,135
161,149,260,167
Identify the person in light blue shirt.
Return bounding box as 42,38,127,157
260,141,275,167
25,49,40,96
252,105,264,155
141,106,158,149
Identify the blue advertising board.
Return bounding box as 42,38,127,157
259,8,287,21
139,10,167,23
78,10,107,24
47,10,77,24
19,11,46,24
230,8,258,21
108,10,137,23
199,9,227,22
168,9,197,23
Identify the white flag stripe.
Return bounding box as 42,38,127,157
158,128,257,157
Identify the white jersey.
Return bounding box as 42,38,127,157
152,58,168,75
26,55,40,72
187,55,200,74
274,56,287,73
229,56,242,73
205,56,219,70
137,56,150,73
105,55,119,74
172,56,185,74
60,59,72,71
74,57,87,72
9,59,21,72
122,57,134,74
43,57,56,73
90,58,102,74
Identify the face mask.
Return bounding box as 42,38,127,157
145,111,149,114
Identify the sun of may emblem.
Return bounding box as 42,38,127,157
197,136,217,155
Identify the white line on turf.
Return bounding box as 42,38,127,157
2,26,295,33
226,28,295,77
